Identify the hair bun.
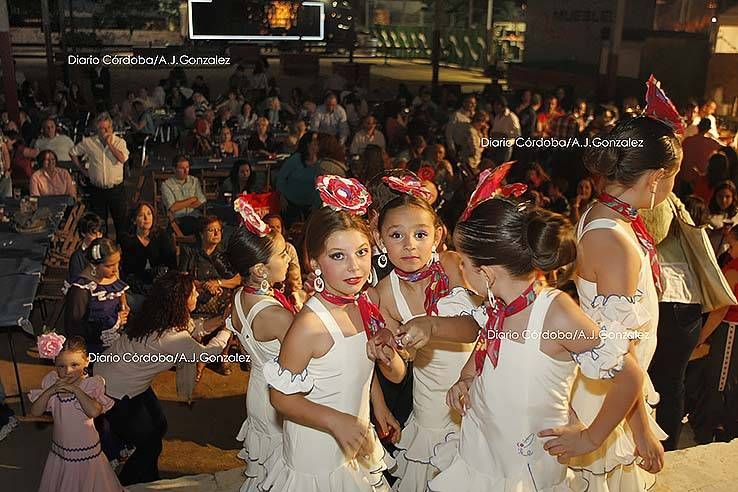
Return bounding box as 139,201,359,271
525,210,577,273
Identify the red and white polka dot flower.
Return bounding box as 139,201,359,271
316,175,372,216
382,174,433,202
234,193,272,237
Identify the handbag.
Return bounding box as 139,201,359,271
668,196,737,313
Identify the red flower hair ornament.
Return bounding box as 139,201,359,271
644,74,685,136
234,193,272,237
460,161,528,221
382,174,433,202
417,166,436,182
316,175,372,215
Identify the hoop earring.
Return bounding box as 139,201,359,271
314,268,325,293
377,247,388,269
90,265,97,277
367,269,373,285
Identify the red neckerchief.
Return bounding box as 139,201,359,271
597,192,662,294
319,290,385,338
474,281,538,374
242,285,296,314
394,259,450,315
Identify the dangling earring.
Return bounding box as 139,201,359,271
484,273,497,310
259,275,270,294
90,265,97,277
367,269,373,285
314,268,325,293
377,246,388,269
431,246,439,264
649,180,658,210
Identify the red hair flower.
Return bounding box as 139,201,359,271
382,174,433,202
644,74,685,136
460,161,527,221
38,332,66,359
417,166,436,182
234,193,272,236
316,175,372,215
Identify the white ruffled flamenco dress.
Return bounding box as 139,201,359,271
261,296,394,491
428,288,588,491
387,282,476,492
570,213,668,491
226,288,285,492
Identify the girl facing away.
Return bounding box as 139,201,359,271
263,176,406,491
29,335,125,492
570,102,684,489
225,196,295,491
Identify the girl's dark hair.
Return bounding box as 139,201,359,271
59,335,88,358
378,193,441,231
228,159,254,195
86,238,121,265
130,202,157,234
684,194,709,227
303,207,371,266
583,116,682,186
366,169,416,215
227,226,278,276
124,271,195,341
36,149,58,170
708,180,738,217
297,131,317,166
454,198,577,277
77,213,103,237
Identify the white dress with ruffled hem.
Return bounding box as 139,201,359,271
226,288,284,492
428,288,587,491
570,212,668,491
386,273,476,492
262,296,394,492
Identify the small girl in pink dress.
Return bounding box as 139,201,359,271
29,334,125,492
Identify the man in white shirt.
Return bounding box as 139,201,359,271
310,93,350,145
491,96,521,162
349,115,386,156
70,113,129,237
445,94,477,155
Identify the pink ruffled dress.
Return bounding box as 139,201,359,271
29,372,125,492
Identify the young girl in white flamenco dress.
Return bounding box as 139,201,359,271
262,176,406,491
371,174,476,492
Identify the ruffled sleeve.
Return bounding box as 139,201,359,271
436,287,477,317
471,304,488,330
28,371,59,410
588,291,651,332
263,357,315,395
573,293,650,380
80,376,115,413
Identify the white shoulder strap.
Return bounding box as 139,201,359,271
245,298,282,327
527,288,560,338
389,271,415,324
306,296,345,343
